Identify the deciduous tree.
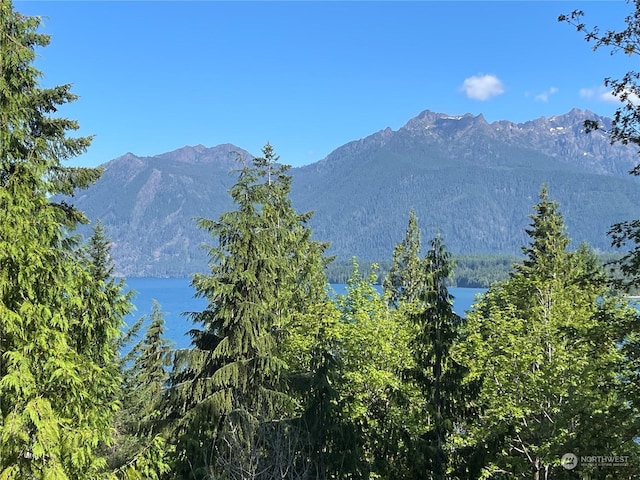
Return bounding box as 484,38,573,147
334,261,414,478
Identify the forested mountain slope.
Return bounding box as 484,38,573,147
66,109,640,277
291,109,640,261
73,144,249,276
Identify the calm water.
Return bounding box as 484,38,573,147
123,278,486,350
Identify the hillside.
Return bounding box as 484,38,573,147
71,144,251,276
291,109,640,261
64,109,640,277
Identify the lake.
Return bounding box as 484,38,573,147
123,278,487,350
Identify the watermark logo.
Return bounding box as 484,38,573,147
561,453,577,470
580,455,629,467
561,452,630,469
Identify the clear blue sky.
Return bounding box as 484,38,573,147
14,1,634,167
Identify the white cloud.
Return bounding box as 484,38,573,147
578,87,596,99
579,86,613,102
460,74,505,101
534,87,559,103
580,85,640,105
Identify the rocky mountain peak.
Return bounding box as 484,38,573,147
153,143,250,166
68,108,640,277
401,110,489,136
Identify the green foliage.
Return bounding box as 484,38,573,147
125,301,174,434
290,120,640,266
454,188,640,479
168,144,329,479
325,258,388,285
81,222,133,368
383,209,424,307
62,108,640,279
280,286,344,479
109,300,174,480
0,2,129,478
405,235,467,480
6,4,640,479
382,212,473,479
327,254,518,288
559,2,640,154
114,435,172,480
333,261,414,478
515,185,569,278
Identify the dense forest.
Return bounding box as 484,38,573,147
324,254,522,288
324,253,625,288
2,2,640,480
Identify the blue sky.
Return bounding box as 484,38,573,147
14,1,634,167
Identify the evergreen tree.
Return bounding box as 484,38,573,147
407,235,466,480
296,319,344,479
0,2,126,478
280,282,343,479
385,213,470,479
111,300,173,480
515,185,569,280
81,221,132,368
454,188,640,479
384,209,424,307
127,301,174,436
169,144,328,479
87,221,116,281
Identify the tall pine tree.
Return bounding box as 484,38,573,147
408,234,466,480
384,213,469,479
111,300,173,480
169,144,328,479
384,209,424,308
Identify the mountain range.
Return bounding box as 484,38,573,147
64,108,640,277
